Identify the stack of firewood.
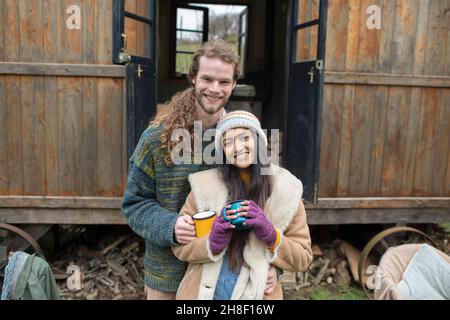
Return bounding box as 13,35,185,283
53,235,146,300
280,242,357,294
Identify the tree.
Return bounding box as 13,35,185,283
208,11,239,43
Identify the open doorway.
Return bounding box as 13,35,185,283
157,0,277,124
113,0,326,202
173,3,248,77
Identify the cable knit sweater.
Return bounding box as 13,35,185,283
121,124,212,292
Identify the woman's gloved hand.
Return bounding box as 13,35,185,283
208,208,235,255
244,200,277,247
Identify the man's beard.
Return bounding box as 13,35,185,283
194,90,229,115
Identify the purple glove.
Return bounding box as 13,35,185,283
245,200,277,247
208,209,234,255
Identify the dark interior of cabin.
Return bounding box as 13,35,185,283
156,0,287,131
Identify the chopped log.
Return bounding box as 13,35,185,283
107,259,128,276
339,241,373,283
311,244,323,256
325,267,336,277
279,271,297,290
121,241,139,255
86,289,98,300
96,275,115,287
308,258,322,271
334,260,351,286
312,259,330,286
295,282,311,290
120,274,138,287
101,236,127,256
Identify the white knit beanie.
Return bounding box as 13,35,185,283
215,111,268,157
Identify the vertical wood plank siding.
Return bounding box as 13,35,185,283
0,0,133,197
319,0,450,197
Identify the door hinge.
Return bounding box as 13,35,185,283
119,52,131,63
119,33,131,63
137,64,143,78
315,60,324,74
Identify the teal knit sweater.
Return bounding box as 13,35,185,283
121,124,212,292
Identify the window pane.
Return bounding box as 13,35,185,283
179,4,248,76
125,0,153,20
296,0,319,25
295,25,318,62
176,52,194,75
176,31,203,52
177,8,204,31
125,17,152,58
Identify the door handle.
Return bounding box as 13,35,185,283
137,64,143,78
308,67,314,83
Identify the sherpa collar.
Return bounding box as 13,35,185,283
188,164,303,232
188,164,304,300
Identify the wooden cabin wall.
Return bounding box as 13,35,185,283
0,0,127,197
318,0,450,197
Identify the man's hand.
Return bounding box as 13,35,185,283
174,215,196,244
265,265,278,294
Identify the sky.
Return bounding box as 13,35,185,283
177,3,247,30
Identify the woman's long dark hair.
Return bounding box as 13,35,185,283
218,134,272,272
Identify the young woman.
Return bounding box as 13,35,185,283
172,111,312,300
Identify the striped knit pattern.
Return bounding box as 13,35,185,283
121,124,213,292
1,251,29,300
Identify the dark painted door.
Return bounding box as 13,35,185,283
113,0,157,162
283,0,328,203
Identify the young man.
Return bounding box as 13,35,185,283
121,40,278,299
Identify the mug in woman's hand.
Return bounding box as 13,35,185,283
223,200,250,231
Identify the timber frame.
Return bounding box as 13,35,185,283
0,196,448,225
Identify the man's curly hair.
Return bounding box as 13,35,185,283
151,88,196,165
151,40,240,165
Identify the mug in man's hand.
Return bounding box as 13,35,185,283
192,210,216,237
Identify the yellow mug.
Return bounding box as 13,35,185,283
193,210,217,238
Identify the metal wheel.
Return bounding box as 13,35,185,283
0,223,45,269
358,226,438,299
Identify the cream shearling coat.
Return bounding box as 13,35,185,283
172,164,312,300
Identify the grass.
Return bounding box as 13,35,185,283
176,42,199,75
285,284,367,300
441,223,450,234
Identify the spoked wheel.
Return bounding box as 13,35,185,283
358,226,438,299
0,223,45,271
